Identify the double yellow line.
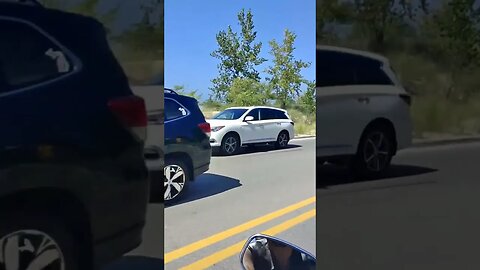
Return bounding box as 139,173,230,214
165,196,316,269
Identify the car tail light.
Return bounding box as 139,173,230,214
108,95,147,142
198,122,211,137
399,94,412,106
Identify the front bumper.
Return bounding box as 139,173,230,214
209,133,222,147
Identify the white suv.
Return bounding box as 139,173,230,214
207,106,295,155
317,45,412,177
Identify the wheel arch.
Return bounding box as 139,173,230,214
0,187,93,268
358,118,398,155
165,152,194,181
222,131,242,145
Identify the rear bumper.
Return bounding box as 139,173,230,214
93,222,145,269
193,162,209,179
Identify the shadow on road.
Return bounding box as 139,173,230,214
317,163,438,188
164,173,241,207
213,144,302,157
103,256,163,270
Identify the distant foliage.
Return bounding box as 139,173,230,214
210,9,267,102
172,85,202,101
265,30,311,109
318,0,480,135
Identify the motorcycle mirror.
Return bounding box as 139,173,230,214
239,234,316,270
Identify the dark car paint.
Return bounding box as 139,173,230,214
165,92,211,179
0,4,149,268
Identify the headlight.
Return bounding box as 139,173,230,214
211,126,225,132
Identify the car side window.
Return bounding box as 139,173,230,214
0,19,72,94
260,109,276,120
317,50,356,87
165,99,187,121
246,108,260,121
274,110,288,119
354,57,393,85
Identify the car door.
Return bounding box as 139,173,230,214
316,49,373,157
259,108,280,142
240,108,265,143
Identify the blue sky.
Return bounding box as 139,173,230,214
165,0,316,100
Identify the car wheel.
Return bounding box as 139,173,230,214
221,133,240,156
164,158,191,201
0,213,80,270
275,131,290,149
352,126,394,178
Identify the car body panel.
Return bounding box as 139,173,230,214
316,46,412,159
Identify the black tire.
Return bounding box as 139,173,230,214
351,126,394,178
164,157,191,202
0,212,80,270
221,133,240,156
275,131,290,149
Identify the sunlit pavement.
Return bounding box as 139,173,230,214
164,138,316,269
318,142,480,270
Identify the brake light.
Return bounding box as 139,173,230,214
198,122,211,137
108,95,147,142
399,94,411,106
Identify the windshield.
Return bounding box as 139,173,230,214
213,109,248,120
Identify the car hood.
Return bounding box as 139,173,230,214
206,119,238,126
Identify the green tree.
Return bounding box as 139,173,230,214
172,85,203,101
228,78,271,106
115,0,163,60
265,29,311,109
421,0,480,99
318,0,428,51
39,0,119,33
210,9,267,102
298,81,316,115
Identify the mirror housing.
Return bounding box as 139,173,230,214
240,234,316,270
244,116,254,122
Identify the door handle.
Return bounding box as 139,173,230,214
357,97,370,103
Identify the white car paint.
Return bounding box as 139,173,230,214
316,46,412,159
207,106,295,147
131,85,164,171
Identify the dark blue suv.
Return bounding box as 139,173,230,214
0,2,149,269
164,89,211,202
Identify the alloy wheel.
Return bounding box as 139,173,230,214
0,229,65,270
224,136,238,154
164,164,186,201
278,133,288,147
362,131,391,172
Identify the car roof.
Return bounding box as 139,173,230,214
317,45,389,63
226,106,287,112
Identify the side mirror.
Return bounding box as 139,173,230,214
240,234,316,270
244,116,254,122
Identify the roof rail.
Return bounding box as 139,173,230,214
1,0,44,7
164,88,178,95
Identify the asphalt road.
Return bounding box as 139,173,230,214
164,137,316,269
318,142,480,270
